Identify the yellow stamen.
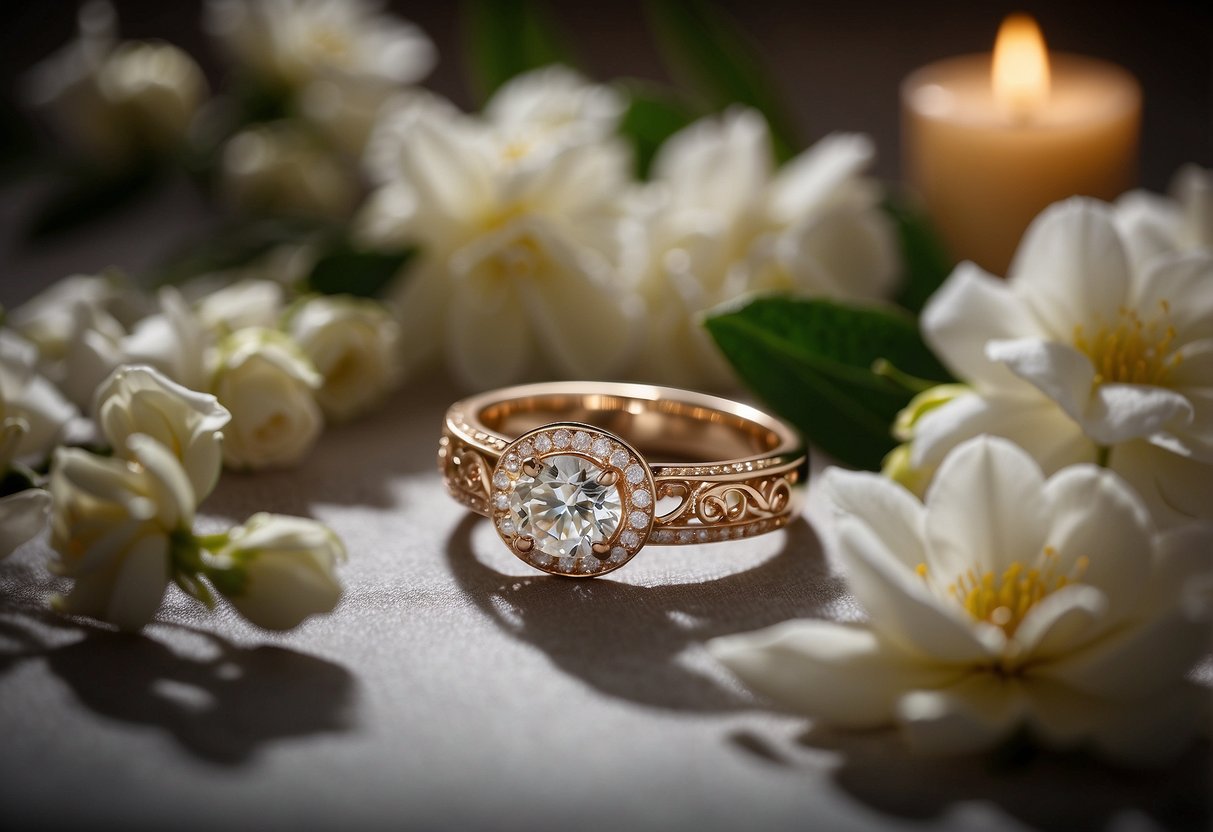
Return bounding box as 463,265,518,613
927,545,1090,638
1073,301,1182,386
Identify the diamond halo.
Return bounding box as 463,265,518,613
489,423,656,577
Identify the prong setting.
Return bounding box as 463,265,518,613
489,422,656,577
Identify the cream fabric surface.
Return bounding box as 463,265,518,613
0,184,1207,832
0,379,1208,832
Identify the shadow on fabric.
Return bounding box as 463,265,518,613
722,706,1211,831
444,513,846,712
0,605,357,766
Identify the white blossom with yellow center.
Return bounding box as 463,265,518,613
358,69,643,390
634,107,899,388
902,197,1213,528
711,437,1213,765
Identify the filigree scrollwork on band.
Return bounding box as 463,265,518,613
440,432,492,513
654,473,796,529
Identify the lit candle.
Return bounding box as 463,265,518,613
902,15,1141,274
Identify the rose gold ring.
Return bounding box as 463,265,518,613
439,382,806,577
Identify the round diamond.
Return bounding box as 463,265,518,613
625,464,645,485
591,437,611,458
609,546,627,562
632,489,651,508
517,440,535,457
504,453,521,473
572,430,591,451
534,434,553,453
558,556,577,572
493,492,509,510
505,454,623,559
629,510,648,529
620,530,640,548
552,429,572,448
609,450,629,469
493,472,510,490
499,518,517,536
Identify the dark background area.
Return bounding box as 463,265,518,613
1,0,1208,189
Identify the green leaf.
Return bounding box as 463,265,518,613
886,194,955,314
618,81,698,179
646,0,800,162
461,0,575,102
307,241,415,298
25,164,161,239
705,296,953,470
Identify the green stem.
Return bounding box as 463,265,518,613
871,358,937,394
1095,446,1111,468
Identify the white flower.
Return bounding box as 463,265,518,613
711,437,1213,766
0,419,52,559
904,197,1213,528
0,331,77,462
211,328,323,470
194,279,285,336
638,108,899,387
286,295,401,421
61,286,205,408
205,0,435,153
49,434,195,631
95,365,231,501
484,66,626,158
23,1,205,164
212,512,345,630
7,273,141,364
360,92,643,389
1116,165,1213,271
221,121,358,220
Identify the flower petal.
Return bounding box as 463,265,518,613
126,434,196,530
0,489,51,558
924,436,1048,578
1037,464,1152,622
766,132,873,224
985,338,1095,426
1108,440,1213,528
921,262,1044,388
896,674,1024,756
709,620,962,728
1132,251,1213,343
910,390,1095,473
820,467,926,569
1084,383,1194,446
1011,584,1108,664
653,107,770,219
835,518,994,662
1008,198,1131,338
103,533,169,632
1033,609,1208,702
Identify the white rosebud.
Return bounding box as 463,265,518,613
215,512,345,630
211,328,323,470
7,273,138,363
287,296,401,421
221,122,358,220
95,364,231,501
0,418,52,559
49,434,195,631
194,279,285,337
0,331,77,462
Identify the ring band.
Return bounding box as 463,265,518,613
439,382,807,578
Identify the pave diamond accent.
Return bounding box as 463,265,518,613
492,424,655,577
506,454,622,559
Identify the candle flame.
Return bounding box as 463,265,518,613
992,14,1050,121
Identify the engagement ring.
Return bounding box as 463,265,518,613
439,382,806,577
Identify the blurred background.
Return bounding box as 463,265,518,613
0,0,1209,302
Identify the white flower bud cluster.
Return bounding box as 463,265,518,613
8,265,402,474
46,364,345,632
